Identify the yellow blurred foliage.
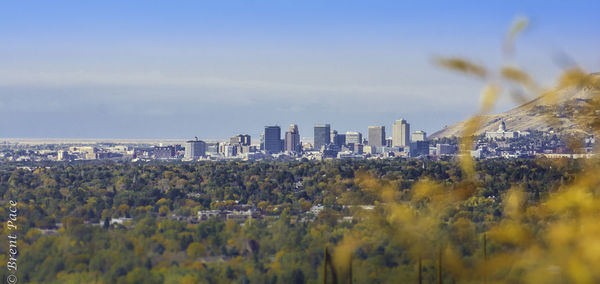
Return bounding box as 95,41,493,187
328,15,600,284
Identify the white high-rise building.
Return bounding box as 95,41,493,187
392,119,410,147
412,130,427,142
185,138,206,159
345,131,363,145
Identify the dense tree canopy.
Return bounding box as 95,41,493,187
0,158,589,283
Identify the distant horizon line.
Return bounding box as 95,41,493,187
0,136,318,144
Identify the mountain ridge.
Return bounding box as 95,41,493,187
430,73,600,138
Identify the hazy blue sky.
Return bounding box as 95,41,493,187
1,1,599,140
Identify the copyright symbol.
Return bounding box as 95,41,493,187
7,274,17,284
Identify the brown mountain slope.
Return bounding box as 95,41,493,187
430,73,600,138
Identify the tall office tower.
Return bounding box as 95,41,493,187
264,126,282,153
345,131,363,145
392,119,410,147
330,130,338,145
285,124,301,152
313,124,331,150
184,138,206,159
336,133,346,146
230,134,251,145
219,143,238,157
368,126,386,147
240,134,251,146
412,130,427,142
259,134,265,150
331,130,346,147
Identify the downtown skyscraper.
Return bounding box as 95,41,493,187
184,138,206,159
345,131,362,145
368,126,386,147
313,124,331,150
264,126,282,153
285,124,301,152
392,119,410,147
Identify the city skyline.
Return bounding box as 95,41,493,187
1,1,599,139
159,117,421,153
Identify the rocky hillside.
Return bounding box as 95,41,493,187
430,73,600,138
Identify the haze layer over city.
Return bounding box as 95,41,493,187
1,1,599,140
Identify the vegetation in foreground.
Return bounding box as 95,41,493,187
0,157,596,283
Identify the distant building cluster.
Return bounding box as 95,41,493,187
167,118,430,161
485,121,530,140
1,119,597,162
471,121,595,159
245,118,426,160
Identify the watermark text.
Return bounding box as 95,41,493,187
6,200,18,284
